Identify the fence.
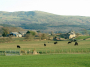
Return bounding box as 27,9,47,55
0,49,90,56
5,50,20,56
0,51,5,56
36,49,90,54
0,50,33,56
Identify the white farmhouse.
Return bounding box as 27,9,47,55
9,32,22,37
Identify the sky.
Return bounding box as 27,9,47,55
0,0,90,16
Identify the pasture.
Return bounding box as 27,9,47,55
0,37,90,67
0,38,90,54
0,54,90,67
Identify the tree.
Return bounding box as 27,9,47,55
25,34,34,40
2,28,9,37
25,30,36,40
41,33,47,40
76,33,82,37
37,30,40,33
26,30,36,36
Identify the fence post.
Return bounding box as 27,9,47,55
29,49,30,54
20,50,21,55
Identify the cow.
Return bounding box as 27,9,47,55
44,44,46,46
54,42,57,44
17,45,20,48
74,42,78,46
68,41,72,44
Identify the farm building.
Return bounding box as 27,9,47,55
55,31,76,40
63,31,75,39
18,31,27,37
7,32,22,37
67,31,76,39
61,31,76,39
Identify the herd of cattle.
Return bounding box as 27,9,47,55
68,41,78,45
17,40,78,48
44,41,78,46
68,39,78,45
44,41,57,46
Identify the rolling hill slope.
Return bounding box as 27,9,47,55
0,11,90,33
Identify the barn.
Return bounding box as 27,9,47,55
8,32,22,37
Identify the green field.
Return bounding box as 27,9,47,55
0,38,90,67
0,54,90,67
0,38,90,53
76,36,90,40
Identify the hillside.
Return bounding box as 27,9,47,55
0,24,25,35
0,11,90,33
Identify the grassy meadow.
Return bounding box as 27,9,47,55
0,37,90,67
0,37,90,53
0,54,90,67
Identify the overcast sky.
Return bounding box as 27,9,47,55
0,0,90,16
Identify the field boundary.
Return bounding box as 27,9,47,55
0,49,90,56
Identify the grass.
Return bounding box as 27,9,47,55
0,54,90,67
0,39,90,54
76,36,90,40
0,38,90,67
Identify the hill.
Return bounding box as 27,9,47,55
0,11,90,33
0,24,25,35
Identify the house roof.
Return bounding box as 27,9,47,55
10,32,19,34
18,31,27,34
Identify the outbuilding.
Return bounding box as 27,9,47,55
8,32,22,37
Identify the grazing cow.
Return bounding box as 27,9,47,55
68,41,72,44
17,45,20,48
44,44,46,46
74,42,78,46
54,42,57,44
